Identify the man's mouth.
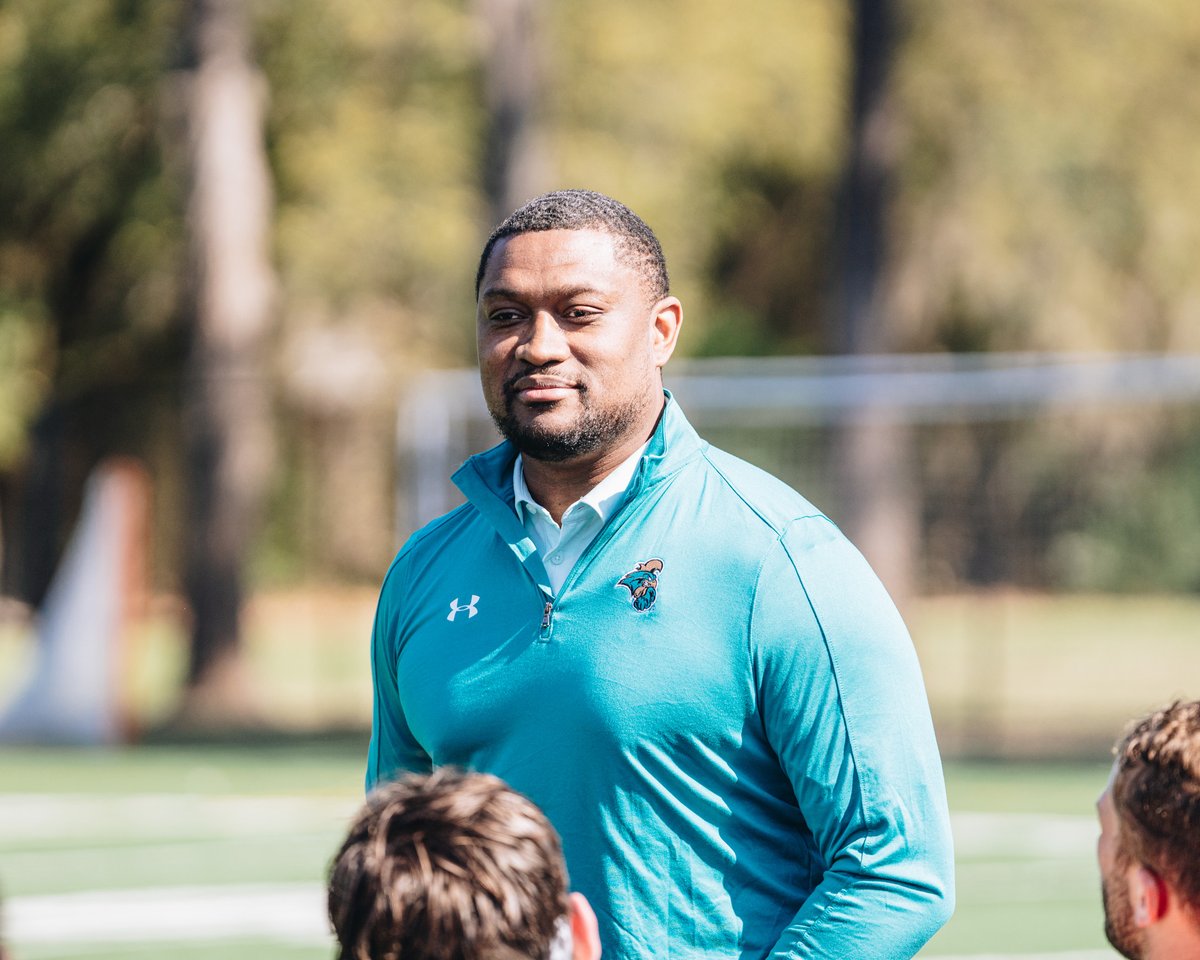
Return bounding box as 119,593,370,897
507,374,580,405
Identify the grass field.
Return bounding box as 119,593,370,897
910,592,1200,757
5,588,1191,958
2,742,363,960
1,744,1116,959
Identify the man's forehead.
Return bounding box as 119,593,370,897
491,228,620,265
479,229,633,291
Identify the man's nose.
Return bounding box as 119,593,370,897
516,311,570,366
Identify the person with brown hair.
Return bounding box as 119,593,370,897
1097,699,1200,960
329,768,600,960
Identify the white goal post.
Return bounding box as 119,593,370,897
395,352,1200,539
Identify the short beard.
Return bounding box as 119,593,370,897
1102,870,1143,960
490,387,646,463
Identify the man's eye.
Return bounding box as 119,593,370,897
489,310,523,324
563,307,599,320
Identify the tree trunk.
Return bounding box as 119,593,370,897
176,0,275,720
477,0,548,227
7,404,70,608
830,0,919,604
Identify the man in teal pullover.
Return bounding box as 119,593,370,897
368,190,954,959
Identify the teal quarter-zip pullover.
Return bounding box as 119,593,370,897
368,394,954,960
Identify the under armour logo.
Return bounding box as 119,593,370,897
447,595,480,622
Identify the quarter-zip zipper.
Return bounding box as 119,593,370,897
533,460,647,643
550,455,652,603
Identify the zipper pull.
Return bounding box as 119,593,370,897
541,601,553,630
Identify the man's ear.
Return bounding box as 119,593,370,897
650,296,682,368
569,891,602,960
1132,865,1169,927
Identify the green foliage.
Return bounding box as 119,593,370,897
699,159,836,355
1048,419,1200,592
5,0,1200,374
256,0,483,363
0,299,47,465
544,0,847,354
0,0,180,465
893,0,1200,352
5,0,1200,591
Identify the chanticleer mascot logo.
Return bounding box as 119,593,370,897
616,558,664,612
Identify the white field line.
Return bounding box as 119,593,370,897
8,885,1119,957
8,884,1117,955
0,795,1098,852
8,883,330,945
1,834,334,883
2,797,1102,951
950,812,1097,859
927,954,1113,959
0,793,359,843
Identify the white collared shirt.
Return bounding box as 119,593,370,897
514,443,647,596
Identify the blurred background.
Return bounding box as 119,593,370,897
1,0,1198,957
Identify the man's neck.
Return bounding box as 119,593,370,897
1146,916,1200,960
521,435,647,524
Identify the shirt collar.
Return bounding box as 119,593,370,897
514,440,648,526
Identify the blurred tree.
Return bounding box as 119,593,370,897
890,0,1200,352
886,0,1200,589
253,0,481,574
0,0,181,604
5,0,1200,635
543,0,846,353
172,0,276,718
256,0,480,361
702,161,835,356
476,0,549,228
828,0,918,602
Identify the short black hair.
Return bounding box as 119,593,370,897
475,189,669,301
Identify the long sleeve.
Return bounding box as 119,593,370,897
751,516,955,959
366,555,432,791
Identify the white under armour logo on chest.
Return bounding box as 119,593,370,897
447,595,480,621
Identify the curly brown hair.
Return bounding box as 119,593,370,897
1111,700,1200,913
329,769,571,960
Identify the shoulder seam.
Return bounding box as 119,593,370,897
700,448,825,536
380,502,479,595
397,501,477,555
745,515,836,708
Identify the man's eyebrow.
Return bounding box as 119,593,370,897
479,285,523,302
553,285,610,302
